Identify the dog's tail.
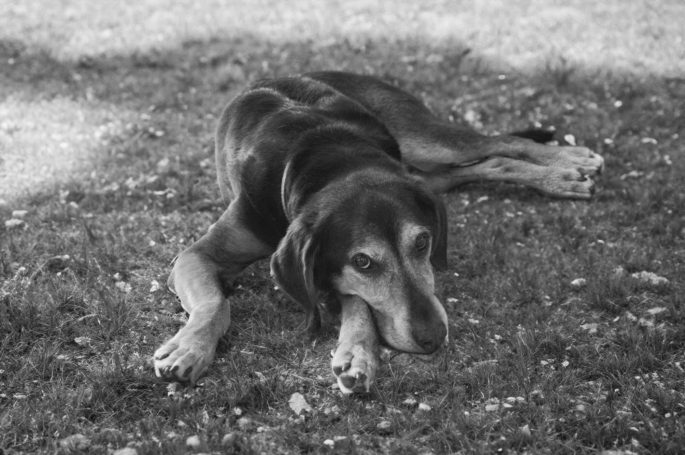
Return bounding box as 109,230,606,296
509,128,556,144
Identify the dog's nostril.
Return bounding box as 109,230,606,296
419,338,439,352
414,323,447,353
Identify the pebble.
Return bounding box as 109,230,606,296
113,448,138,455
186,435,202,449
221,432,237,446
59,434,90,451
5,219,24,229
377,420,392,432
570,278,586,288
417,403,432,412
580,323,599,334
646,307,667,316
402,397,418,407
631,271,669,286
237,416,254,430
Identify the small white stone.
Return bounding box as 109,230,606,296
402,397,418,407
115,281,132,293
580,323,599,334
167,382,182,397
485,403,499,412
646,307,667,316
221,432,237,446
288,392,312,415
570,278,586,288
149,280,160,293
59,434,90,451
74,336,92,347
417,403,432,412
113,448,138,455
11,210,28,219
631,271,669,286
5,219,24,229
377,420,392,431
185,435,202,449
237,417,253,430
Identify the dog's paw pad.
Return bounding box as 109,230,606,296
332,361,351,376
331,343,378,394
338,369,369,393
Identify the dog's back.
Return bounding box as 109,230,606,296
214,76,403,243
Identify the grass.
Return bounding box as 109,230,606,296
1,1,684,453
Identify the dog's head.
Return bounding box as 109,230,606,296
270,179,448,354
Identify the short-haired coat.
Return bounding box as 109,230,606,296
153,72,603,393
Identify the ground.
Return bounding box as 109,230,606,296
1,1,684,454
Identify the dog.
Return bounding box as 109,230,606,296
153,71,603,393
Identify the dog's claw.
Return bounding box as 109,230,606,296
153,329,215,384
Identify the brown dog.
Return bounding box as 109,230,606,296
153,72,603,393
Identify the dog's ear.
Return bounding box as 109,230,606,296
413,187,448,271
429,193,448,270
270,215,322,332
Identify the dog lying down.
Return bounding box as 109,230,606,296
153,71,604,393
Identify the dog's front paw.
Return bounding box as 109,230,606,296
331,341,379,394
154,328,216,384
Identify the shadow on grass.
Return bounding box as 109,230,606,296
2,30,683,203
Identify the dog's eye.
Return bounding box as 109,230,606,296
352,253,373,271
415,233,430,252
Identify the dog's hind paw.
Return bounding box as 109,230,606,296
331,341,379,394
153,329,216,384
550,146,604,176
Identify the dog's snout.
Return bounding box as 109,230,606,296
412,322,447,353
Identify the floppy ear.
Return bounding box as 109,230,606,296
428,192,448,270
413,186,448,271
270,216,322,332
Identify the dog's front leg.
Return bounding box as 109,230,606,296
154,202,271,384
153,247,231,384
331,295,380,394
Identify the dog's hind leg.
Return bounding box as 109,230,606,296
154,199,273,383
414,155,598,199
307,72,603,198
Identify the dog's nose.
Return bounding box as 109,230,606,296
413,323,447,353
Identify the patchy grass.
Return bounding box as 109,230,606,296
1,1,684,454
